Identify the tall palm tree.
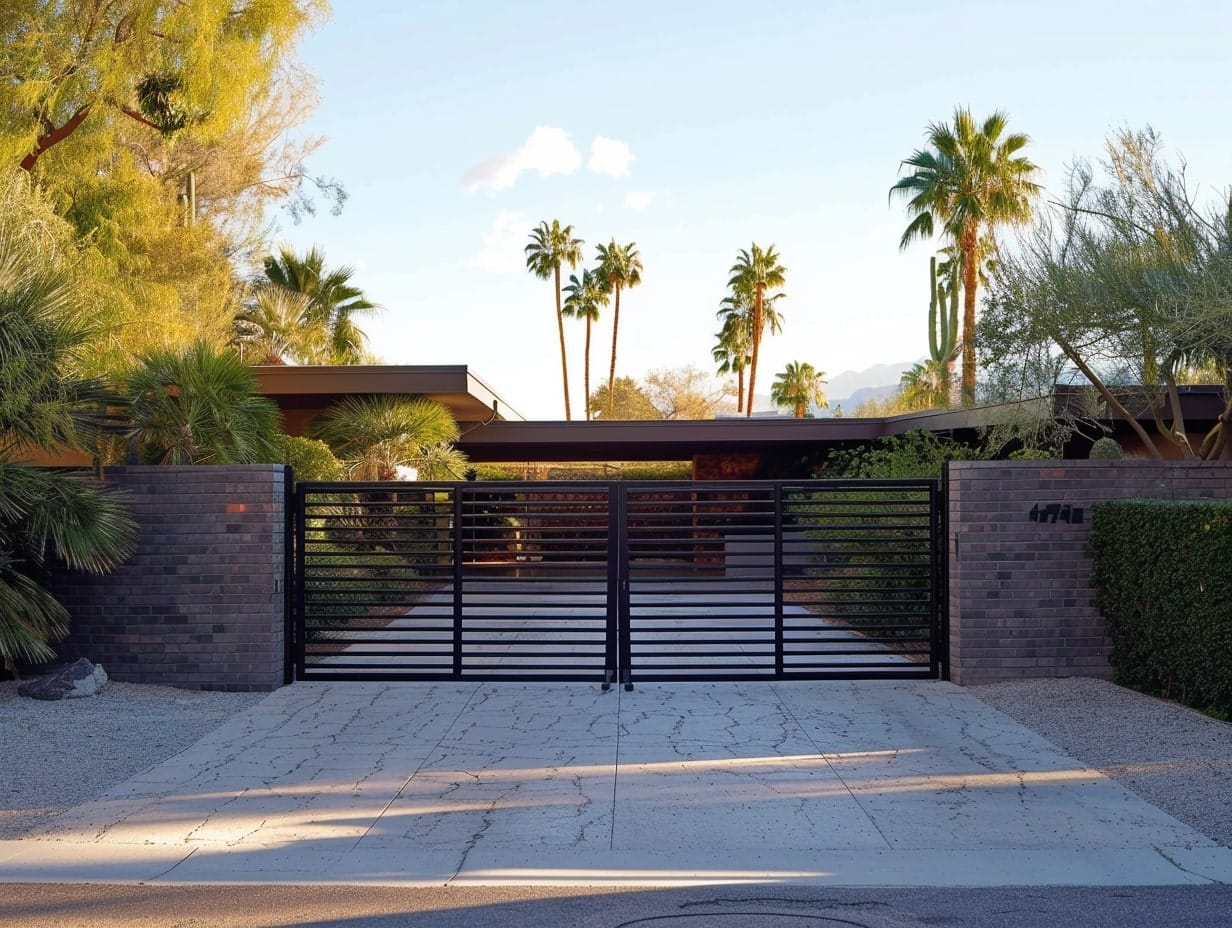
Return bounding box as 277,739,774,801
771,361,828,418
311,395,460,481
0,236,135,674
712,314,750,413
562,267,609,420
263,245,378,364
595,240,643,419
714,289,785,413
525,220,584,420
890,107,1041,405
727,244,787,417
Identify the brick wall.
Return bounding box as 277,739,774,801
945,460,1232,685
52,465,290,692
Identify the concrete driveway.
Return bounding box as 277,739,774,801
0,681,1228,887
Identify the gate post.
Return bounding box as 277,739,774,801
774,482,785,677
452,485,464,678
289,472,304,684
603,483,620,690
615,483,633,690
284,470,296,680
935,468,950,680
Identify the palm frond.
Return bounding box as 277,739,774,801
311,395,460,481
0,558,69,665
126,341,281,464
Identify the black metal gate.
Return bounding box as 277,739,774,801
292,480,944,684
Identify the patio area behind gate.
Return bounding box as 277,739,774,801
292,480,944,684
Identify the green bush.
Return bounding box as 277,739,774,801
1007,447,1058,461
617,461,692,480
1088,437,1124,460
1089,499,1232,716
820,430,981,479
470,463,522,481
275,434,345,482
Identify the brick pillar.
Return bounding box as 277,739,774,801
52,465,289,692
945,460,1232,684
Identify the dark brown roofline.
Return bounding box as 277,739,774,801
251,365,1226,464
455,409,992,462
253,364,524,424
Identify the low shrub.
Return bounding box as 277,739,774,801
1089,498,1232,716
275,434,345,482
1088,437,1124,460
819,430,980,479
1007,447,1058,461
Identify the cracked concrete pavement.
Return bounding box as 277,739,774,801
0,680,1229,887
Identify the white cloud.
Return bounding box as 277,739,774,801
462,127,582,193
623,190,655,211
588,136,634,177
471,209,530,272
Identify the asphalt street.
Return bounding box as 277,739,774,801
3,883,1232,928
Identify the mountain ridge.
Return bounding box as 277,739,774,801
750,359,917,416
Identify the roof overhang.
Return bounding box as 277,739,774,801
455,406,999,462
253,364,523,425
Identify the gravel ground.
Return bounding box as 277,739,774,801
971,677,1232,848
0,676,1228,848
0,680,265,839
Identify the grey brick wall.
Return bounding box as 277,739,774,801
945,460,1232,685
52,465,290,692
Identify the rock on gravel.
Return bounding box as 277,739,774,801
971,676,1232,849
0,680,266,839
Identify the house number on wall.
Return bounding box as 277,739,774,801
1028,503,1084,524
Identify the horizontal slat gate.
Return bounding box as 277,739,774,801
620,481,939,682
293,480,941,683
295,482,617,683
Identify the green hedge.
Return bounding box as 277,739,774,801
1089,499,1232,716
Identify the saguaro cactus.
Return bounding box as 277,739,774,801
929,255,959,381
929,256,959,365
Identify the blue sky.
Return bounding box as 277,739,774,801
279,0,1232,419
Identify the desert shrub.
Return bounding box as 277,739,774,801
820,430,980,479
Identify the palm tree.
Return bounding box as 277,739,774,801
771,361,827,418
727,244,787,417
899,359,951,410
232,286,322,365
126,341,282,464
712,314,750,413
262,245,378,364
714,289,785,413
890,107,1041,405
525,220,584,420
594,240,643,419
562,267,609,420
411,442,470,481
310,395,460,480
0,237,135,674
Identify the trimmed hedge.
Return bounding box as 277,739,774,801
1089,499,1232,715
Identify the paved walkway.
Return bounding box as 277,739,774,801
1,681,1229,887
